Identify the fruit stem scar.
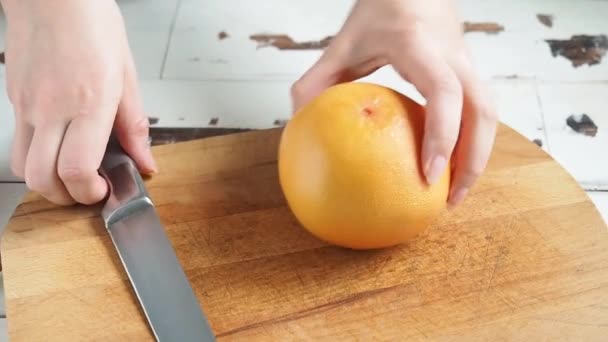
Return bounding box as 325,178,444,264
362,106,374,116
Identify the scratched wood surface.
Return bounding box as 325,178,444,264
1,123,608,341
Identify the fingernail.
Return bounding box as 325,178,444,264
425,155,447,185
448,187,469,208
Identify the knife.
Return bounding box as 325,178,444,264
99,133,216,342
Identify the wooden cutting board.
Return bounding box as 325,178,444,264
2,124,608,341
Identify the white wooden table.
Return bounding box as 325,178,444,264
0,1,606,212
1,0,605,185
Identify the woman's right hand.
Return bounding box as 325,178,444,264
2,0,157,206
291,0,498,208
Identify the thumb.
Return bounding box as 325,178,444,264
291,36,387,112
114,51,158,174
291,35,359,112
291,55,344,112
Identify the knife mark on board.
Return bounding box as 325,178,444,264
216,284,406,337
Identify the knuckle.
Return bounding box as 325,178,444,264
435,135,459,154
479,103,499,122
290,80,313,111
392,21,432,55
56,165,101,205
395,20,424,41
57,166,82,182
431,73,462,96
467,88,499,122
8,92,28,118
466,165,484,179
7,86,20,107
463,161,487,182
130,116,150,136
290,81,306,100
57,165,91,183
30,81,57,103
76,85,96,104
430,128,459,148
24,172,48,194
26,81,110,120
10,152,25,178
466,86,499,123
74,87,113,117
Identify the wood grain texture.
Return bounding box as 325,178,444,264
2,124,608,341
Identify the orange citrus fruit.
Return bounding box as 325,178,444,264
278,82,450,249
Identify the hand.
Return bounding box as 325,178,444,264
3,0,157,205
291,0,498,207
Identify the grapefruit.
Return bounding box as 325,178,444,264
278,82,450,249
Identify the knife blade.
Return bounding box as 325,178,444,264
100,133,216,342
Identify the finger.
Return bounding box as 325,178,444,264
390,34,463,186
113,50,157,174
10,120,33,178
448,58,498,207
57,113,114,205
25,121,75,205
291,37,350,111
291,35,384,111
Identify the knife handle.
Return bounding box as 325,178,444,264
100,133,153,227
